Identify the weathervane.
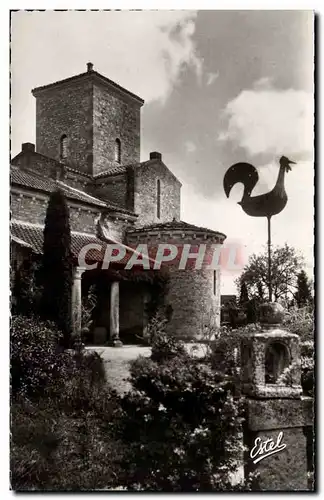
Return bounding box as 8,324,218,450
223,156,296,302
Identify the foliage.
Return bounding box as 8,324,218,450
11,386,124,491
10,314,126,491
41,189,73,346
12,258,43,317
11,315,106,398
282,306,314,341
236,244,304,302
300,340,314,397
239,281,249,306
295,270,313,308
11,315,66,399
81,285,97,343
117,331,249,492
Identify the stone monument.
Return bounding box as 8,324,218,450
241,302,313,491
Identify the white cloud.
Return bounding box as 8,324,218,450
206,71,219,86
11,11,202,105
11,11,203,155
185,141,197,153
219,79,314,160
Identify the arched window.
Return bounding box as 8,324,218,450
60,135,68,160
114,138,121,163
157,179,161,219
213,270,217,296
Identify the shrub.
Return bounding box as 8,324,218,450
282,306,314,341
117,332,248,492
11,315,67,399
10,315,125,491
11,388,124,491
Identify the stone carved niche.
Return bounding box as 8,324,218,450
265,341,290,384
241,329,302,399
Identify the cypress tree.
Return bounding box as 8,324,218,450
239,280,249,306
295,270,312,308
41,189,73,347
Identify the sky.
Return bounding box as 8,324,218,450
10,10,314,294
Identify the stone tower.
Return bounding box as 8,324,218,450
126,221,226,337
32,62,144,176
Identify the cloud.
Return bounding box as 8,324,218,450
206,71,219,86
11,11,203,155
218,79,314,160
185,141,197,153
11,11,202,105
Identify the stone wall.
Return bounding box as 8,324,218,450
133,160,181,226
12,151,90,192
126,232,222,339
100,213,134,242
92,173,128,208
165,266,221,339
11,191,100,234
93,84,141,176
34,80,93,175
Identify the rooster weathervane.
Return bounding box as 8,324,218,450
223,156,296,302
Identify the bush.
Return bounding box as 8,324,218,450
282,306,314,341
11,315,68,399
116,332,249,492
10,315,126,491
11,388,124,491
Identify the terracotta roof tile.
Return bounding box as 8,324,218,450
10,221,156,267
127,220,226,239
10,165,135,215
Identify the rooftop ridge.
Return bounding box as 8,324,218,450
127,220,226,239
32,68,144,106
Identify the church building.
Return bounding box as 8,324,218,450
10,63,226,344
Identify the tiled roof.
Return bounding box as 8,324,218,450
32,69,144,105
11,221,106,261
92,160,158,180
93,165,128,178
10,165,135,215
10,221,156,267
127,220,226,239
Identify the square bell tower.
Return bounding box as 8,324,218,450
32,63,144,177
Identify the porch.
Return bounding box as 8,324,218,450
72,266,160,346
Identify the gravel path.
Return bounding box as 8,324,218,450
85,345,151,393
85,343,207,394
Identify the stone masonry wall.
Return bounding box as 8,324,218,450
92,173,128,208
133,160,181,227
34,79,93,175
13,152,90,192
11,191,100,234
165,266,221,339
93,84,141,176
126,232,222,339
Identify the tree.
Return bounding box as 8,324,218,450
236,244,304,303
118,331,249,491
239,281,249,306
295,270,312,308
41,189,73,347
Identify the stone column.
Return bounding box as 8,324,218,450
109,281,123,347
71,267,85,338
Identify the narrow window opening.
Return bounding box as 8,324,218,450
157,179,161,219
60,135,68,160
115,138,121,163
213,270,217,296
